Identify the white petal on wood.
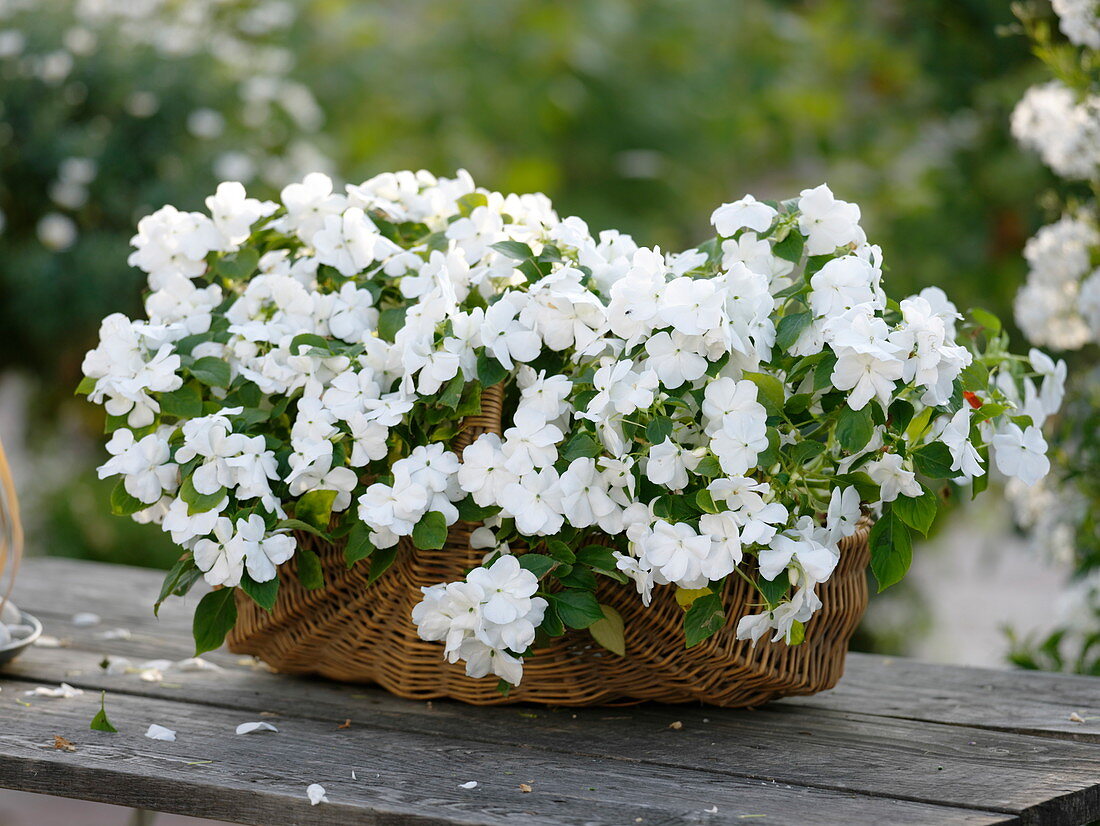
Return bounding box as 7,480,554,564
71,612,101,627
145,724,177,742
235,721,278,735
458,781,478,790
306,784,328,805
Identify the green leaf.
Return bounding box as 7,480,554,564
189,356,231,388
695,490,720,514
412,511,448,550
215,248,259,281
789,440,826,465
550,590,604,629
456,496,500,523
684,592,726,648
905,406,935,442
757,575,789,608
741,371,784,416
556,565,597,590
813,352,838,392
490,240,534,260
959,361,989,391
378,307,407,342
546,539,576,564
192,588,238,656
772,229,805,264
154,556,202,617
240,572,279,612
561,432,603,461
344,520,375,568
517,553,557,579
588,605,626,656
835,406,874,453
109,479,147,517
296,549,325,590
968,307,1001,335
295,489,338,530
457,191,489,216
75,375,97,396
475,351,508,387
439,373,465,409
888,399,915,434
273,518,331,541
869,510,912,592
368,544,398,583
455,381,483,418
158,383,203,419
539,602,565,637
775,311,811,351
892,483,938,536
179,475,225,515
90,692,118,733
645,416,673,445
911,441,958,479
289,333,332,354
576,544,620,573
693,455,722,477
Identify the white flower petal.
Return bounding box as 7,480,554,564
145,724,177,742
306,783,328,805
235,721,279,735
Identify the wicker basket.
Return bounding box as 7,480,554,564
227,383,872,707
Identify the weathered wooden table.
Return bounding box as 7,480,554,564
1,558,1098,826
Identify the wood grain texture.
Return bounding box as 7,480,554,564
2,557,1099,825
0,677,1009,826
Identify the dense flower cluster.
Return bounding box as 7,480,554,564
1007,2,1100,675
82,169,1052,687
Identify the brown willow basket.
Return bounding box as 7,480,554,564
227,383,872,707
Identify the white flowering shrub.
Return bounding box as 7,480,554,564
81,169,1054,688
1007,2,1100,674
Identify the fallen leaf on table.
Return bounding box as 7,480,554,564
668,721,683,730
235,721,278,735
52,736,76,752
519,783,533,793
337,719,351,729
90,692,118,733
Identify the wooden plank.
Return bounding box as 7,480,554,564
0,677,1007,826
7,558,1100,824
13,557,1100,744
788,653,1100,742
8,625,1100,824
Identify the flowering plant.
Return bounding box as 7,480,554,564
81,169,1053,688
1006,0,1100,673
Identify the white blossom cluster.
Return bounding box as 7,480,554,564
1053,0,1100,49
1011,81,1100,180
82,169,1053,687
1014,214,1100,350
0,0,328,248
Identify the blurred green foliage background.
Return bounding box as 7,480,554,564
0,0,1051,575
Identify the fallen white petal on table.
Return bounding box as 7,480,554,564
306,784,328,805
101,656,133,676
459,781,478,790
176,657,222,672
100,628,132,640
235,721,278,735
71,612,100,628
24,683,83,699
145,724,177,742
33,635,63,648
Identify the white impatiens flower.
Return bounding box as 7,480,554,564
457,434,518,508
797,184,863,255
97,428,177,504
466,554,540,626
192,517,246,587
501,407,564,474
313,207,399,277
710,194,778,236
825,486,861,543
234,515,296,583
992,424,1050,487
645,438,701,490
938,408,984,480
757,519,838,584
866,453,922,503
639,519,716,588
205,181,276,248
558,458,617,529
482,294,541,370
500,469,564,536
643,331,708,389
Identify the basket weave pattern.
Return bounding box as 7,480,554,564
227,383,871,707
